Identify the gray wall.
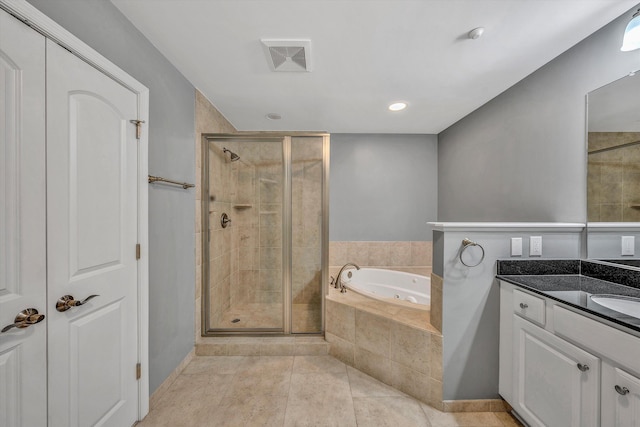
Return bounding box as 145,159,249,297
330,134,438,241
435,3,640,401
438,4,640,223
27,0,196,394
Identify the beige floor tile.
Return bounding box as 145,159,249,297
140,374,234,426
228,369,291,398
208,394,288,426
138,403,212,427
493,412,525,427
293,355,348,374
285,373,357,427
236,355,294,376
421,404,504,426
288,371,352,402
353,396,432,427
182,356,246,375
140,355,509,427
283,401,357,427
346,366,405,398
154,373,233,409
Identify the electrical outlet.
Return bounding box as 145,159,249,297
511,237,523,256
530,236,542,256
622,236,635,256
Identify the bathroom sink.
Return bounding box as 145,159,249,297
590,295,640,319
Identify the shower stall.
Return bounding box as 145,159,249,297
201,133,329,335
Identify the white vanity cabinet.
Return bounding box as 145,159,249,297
512,315,600,427
602,363,640,427
500,280,640,427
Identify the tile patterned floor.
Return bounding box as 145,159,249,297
139,355,523,427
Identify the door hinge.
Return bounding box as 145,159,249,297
136,243,141,260
130,120,145,140
136,363,141,380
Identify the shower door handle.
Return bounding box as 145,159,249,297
221,213,232,228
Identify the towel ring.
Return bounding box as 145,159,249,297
459,238,485,267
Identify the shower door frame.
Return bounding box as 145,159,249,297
201,132,330,336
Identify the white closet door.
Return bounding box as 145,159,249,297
46,40,139,427
0,9,47,427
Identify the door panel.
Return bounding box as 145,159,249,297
46,39,138,427
70,301,125,426
513,316,600,427
70,93,126,275
0,9,47,427
603,365,640,427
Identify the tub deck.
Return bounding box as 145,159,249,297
327,288,437,334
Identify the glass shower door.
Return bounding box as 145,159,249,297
206,138,284,332
202,134,328,335
291,136,324,333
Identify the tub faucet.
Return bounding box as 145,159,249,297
335,263,360,293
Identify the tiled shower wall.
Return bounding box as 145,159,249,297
233,142,284,307
588,132,640,222
291,138,324,332
207,143,240,326
195,91,236,338
329,241,433,279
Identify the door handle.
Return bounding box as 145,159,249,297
1,308,45,333
615,385,630,395
56,294,99,312
577,363,590,372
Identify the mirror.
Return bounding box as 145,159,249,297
587,71,640,260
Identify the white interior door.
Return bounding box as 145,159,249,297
46,40,139,427
0,9,47,427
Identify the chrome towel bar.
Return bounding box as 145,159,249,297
148,175,195,189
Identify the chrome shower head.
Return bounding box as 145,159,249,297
223,147,240,162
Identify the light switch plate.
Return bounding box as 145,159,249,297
622,236,635,256
530,236,542,256
511,237,523,256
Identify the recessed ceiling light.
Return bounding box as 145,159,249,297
388,102,407,111
468,27,485,40
266,113,282,120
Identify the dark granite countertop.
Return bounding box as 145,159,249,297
497,274,640,333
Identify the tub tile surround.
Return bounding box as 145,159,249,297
326,287,449,409
329,240,432,278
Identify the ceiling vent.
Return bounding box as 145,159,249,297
261,39,312,72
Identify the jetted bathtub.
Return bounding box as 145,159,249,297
339,267,430,308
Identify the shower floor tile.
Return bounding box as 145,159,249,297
213,302,322,333
139,355,523,427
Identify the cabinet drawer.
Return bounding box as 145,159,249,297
554,305,640,375
513,289,545,326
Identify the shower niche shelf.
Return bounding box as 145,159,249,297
233,204,253,210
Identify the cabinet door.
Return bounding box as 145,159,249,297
512,315,600,427
602,365,640,427
0,9,47,427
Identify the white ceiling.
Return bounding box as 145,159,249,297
110,0,639,134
